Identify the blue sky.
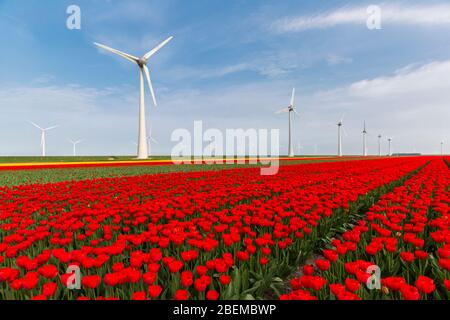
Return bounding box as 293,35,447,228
0,0,449,156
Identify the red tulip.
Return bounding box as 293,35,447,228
315,259,330,271
181,271,193,287
132,291,147,300
82,275,101,289
400,284,420,300
444,279,450,291
219,275,231,286
148,285,162,298
400,252,415,263
206,290,219,300
415,276,435,295
345,278,360,293
42,282,57,297
168,260,184,273
174,289,189,300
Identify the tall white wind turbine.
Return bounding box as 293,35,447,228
94,36,173,159
28,121,59,157
441,141,444,156
68,139,83,157
377,134,382,157
362,121,368,156
276,88,298,158
388,137,393,156
336,114,347,157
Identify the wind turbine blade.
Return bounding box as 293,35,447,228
342,125,349,137
290,88,295,107
94,42,138,64
340,113,346,123
143,36,174,61
150,137,158,144
293,108,300,116
143,65,157,107
275,107,290,114
28,121,43,130
45,125,59,131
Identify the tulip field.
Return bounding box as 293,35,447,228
0,157,448,300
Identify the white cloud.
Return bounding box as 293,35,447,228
272,3,450,32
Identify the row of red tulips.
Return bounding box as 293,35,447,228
282,158,449,300
0,157,432,299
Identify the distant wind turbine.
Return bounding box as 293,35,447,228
336,114,347,157
134,133,157,152
147,127,158,157
377,134,382,157
362,121,368,156
441,141,444,156
276,88,299,158
68,139,82,157
28,121,59,157
297,141,304,156
94,36,173,159
388,137,393,156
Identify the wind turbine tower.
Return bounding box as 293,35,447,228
362,121,368,156
336,114,346,157
377,134,382,157
388,138,393,156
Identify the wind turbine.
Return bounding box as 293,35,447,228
377,134,382,157
68,139,83,157
362,121,368,156
441,141,444,156
276,88,298,158
28,121,59,157
297,141,304,156
147,127,158,157
94,36,173,159
388,137,393,156
336,114,347,157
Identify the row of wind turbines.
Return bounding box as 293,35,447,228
26,35,445,158
28,121,158,157
275,88,445,157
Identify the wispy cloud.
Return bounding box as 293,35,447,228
326,54,353,66
272,3,450,32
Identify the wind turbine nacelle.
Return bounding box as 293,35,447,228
138,58,147,67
